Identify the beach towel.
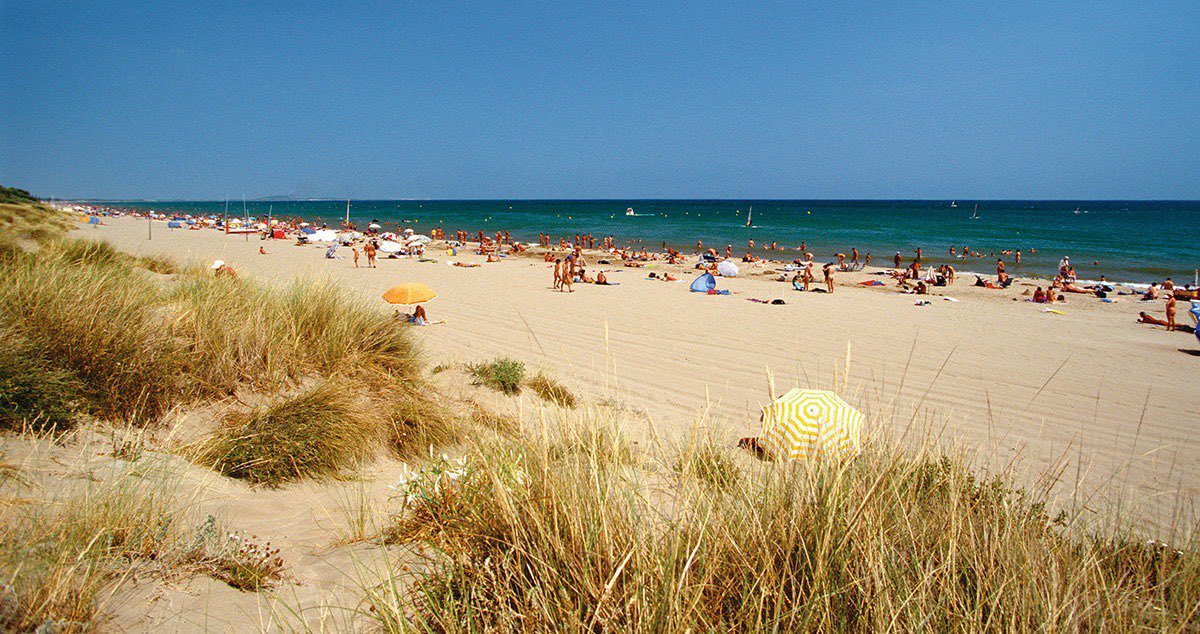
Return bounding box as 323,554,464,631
859,280,884,286
690,272,717,293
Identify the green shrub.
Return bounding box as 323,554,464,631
469,358,526,395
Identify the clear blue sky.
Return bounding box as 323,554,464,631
3,1,1198,200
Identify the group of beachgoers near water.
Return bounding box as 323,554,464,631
65,203,1200,337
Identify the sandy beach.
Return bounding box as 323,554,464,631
89,217,1199,530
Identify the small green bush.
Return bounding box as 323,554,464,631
469,358,526,395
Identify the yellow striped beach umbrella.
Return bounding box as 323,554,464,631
760,388,864,460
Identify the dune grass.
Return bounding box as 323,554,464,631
191,380,378,486
369,413,1200,632
526,372,578,408
0,241,186,426
170,273,420,395
0,236,423,428
0,329,83,433
0,465,183,632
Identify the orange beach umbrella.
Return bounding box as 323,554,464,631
382,283,437,305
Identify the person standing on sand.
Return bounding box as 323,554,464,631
364,241,376,268
1166,295,1178,331
561,262,573,292
553,258,562,290
915,247,923,261
851,248,859,269
894,252,902,268
352,246,360,268
823,261,835,293
864,253,872,269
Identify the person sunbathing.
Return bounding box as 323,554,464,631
1060,281,1092,294
1138,311,1172,328
974,275,1001,290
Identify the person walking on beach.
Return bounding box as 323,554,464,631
363,241,377,268
823,261,835,293
352,246,360,268
851,248,859,269
561,262,574,292
553,258,563,290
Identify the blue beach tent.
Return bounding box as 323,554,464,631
690,272,716,293
167,221,182,229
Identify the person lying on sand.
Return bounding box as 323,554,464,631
974,276,1001,290
454,261,480,268
1138,311,1172,328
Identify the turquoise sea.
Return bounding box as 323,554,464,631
88,200,1199,284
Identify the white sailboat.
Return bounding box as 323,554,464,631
345,199,351,226
745,205,753,228
971,204,979,220
951,200,958,208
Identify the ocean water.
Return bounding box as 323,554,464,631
90,200,1199,284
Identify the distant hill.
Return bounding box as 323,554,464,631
1,186,40,205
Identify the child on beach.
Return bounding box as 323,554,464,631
353,247,360,268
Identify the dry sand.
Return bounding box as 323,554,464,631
53,217,1198,629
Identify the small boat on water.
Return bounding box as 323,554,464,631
951,200,958,208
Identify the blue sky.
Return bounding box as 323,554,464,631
2,1,1198,199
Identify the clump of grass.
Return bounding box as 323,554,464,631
0,331,83,433
674,441,739,490
190,380,377,486
547,416,636,466
135,254,179,274
526,372,577,408
0,468,182,632
467,401,519,435
369,414,1200,631
381,394,464,459
180,516,285,591
468,358,525,395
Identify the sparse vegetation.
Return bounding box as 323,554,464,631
468,357,526,395
0,465,183,632
526,372,577,407
181,516,286,591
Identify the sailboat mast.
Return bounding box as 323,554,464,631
345,199,350,226
746,205,753,227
